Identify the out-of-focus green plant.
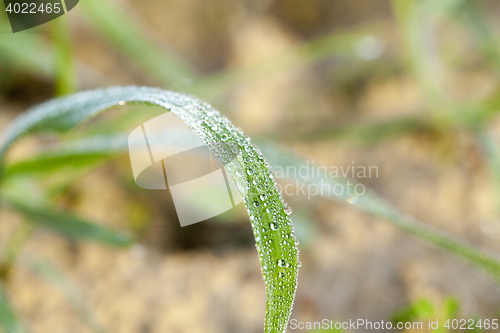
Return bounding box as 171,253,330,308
391,297,488,333
0,0,499,332
1,86,500,332
0,87,302,333
0,282,26,333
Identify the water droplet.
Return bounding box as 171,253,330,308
278,259,286,267
236,170,243,177
278,272,285,278
270,222,278,231
346,195,359,204
269,173,274,179
260,193,267,201
250,215,255,221
247,169,254,175
297,261,302,267
253,201,260,207
284,206,292,215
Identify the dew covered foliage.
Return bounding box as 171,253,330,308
0,86,299,333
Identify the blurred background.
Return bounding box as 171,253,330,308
1,0,500,332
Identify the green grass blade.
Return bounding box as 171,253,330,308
0,20,53,78
296,90,500,143
3,130,200,177
392,0,444,105
478,131,500,214
20,255,107,333
257,140,500,284
0,282,29,333
0,86,300,333
0,198,134,248
5,152,113,177
52,16,77,96
0,222,35,279
79,0,195,87
3,135,127,177
454,1,500,73
298,115,429,144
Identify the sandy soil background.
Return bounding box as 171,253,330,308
1,0,500,332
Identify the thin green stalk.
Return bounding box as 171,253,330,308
0,282,29,333
296,89,500,143
0,20,53,78
0,222,35,280
52,16,77,96
477,130,500,215
455,0,500,74
392,0,445,106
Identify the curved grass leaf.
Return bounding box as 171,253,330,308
0,282,29,333
0,86,300,333
0,198,134,248
5,116,500,286
5,119,500,284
